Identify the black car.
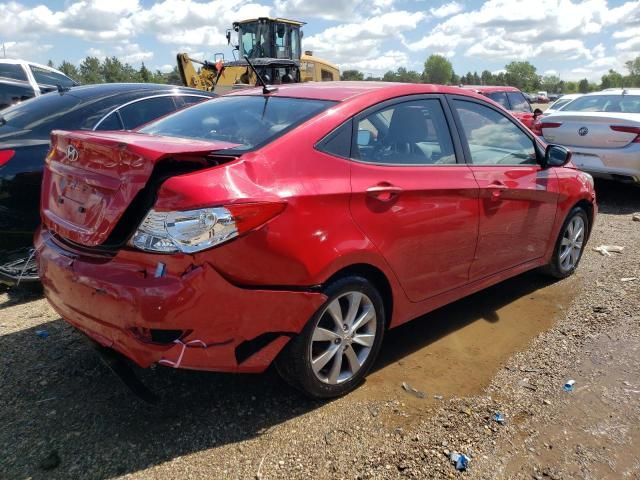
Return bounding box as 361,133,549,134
0,83,216,284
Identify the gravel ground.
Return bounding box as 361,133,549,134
0,179,638,479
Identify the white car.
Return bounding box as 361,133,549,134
539,89,640,183
0,59,77,109
545,93,583,115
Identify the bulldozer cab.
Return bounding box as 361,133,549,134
232,18,303,61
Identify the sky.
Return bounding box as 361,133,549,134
1,0,639,81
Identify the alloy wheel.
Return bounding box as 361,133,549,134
309,291,377,385
558,215,585,271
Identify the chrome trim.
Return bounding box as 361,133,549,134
92,93,212,131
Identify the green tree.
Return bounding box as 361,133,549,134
504,61,540,91
79,56,103,84
47,59,54,68
564,81,578,93
540,75,562,93
341,69,364,81
101,56,127,83
165,66,182,86
395,67,421,83
481,70,493,85
624,56,640,87
422,54,454,84
139,62,152,82
58,61,79,81
601,69,624,89
578,78,590,93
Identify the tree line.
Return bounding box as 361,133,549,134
341,55,640,94
50,54,640,94
48,57,182,85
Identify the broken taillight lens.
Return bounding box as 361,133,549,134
0,149,15,167
129,202,286,254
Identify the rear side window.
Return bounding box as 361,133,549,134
94,112,123,131
29,65,75,88
0,83,34,110
139,96,337,151
453,100,536,166
174,95,209,109
486,92,509,109
353,99,456,165
507,92,531,112
317,121,352,158
0,63,27,81
119,96,176,129
0,92,82,131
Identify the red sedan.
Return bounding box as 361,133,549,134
37,82,596,398
460,85,541,129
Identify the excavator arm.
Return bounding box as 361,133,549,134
176,53,220,92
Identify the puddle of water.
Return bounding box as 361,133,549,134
355,271,580,408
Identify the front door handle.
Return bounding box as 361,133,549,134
366,184,403,201
488,181,508,201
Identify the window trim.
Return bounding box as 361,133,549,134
445,95,544,167
92,93,212,130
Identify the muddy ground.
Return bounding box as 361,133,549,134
1,180,638,479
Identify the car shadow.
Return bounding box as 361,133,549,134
595,179,640,215
0,283,43,310
0,268,560,479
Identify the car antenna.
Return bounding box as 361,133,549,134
243,55,277,94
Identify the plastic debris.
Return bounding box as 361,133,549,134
449,452,470,471
35,329,49,338
621,277,637,282
564,379,575,392
493,412,506,425
401,381,425,399
154,262,166,278
593,245,624,256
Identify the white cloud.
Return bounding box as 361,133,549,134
1,40,53,60
85,42,153,64
430,2,463,18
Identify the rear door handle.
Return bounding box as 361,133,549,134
366,184,403,201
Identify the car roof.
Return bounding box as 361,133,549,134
60,83,215,100
459,85,522,93
585,88,640,96
226,81,488,102
0,58,67,75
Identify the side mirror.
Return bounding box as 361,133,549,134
357,129,373,146
533,108,543,119
543,145,571,168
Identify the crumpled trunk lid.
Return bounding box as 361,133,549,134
41,130,239,247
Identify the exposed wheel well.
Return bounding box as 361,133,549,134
325,264,393,328
573,200,594,239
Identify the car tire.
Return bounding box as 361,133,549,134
276,276,386,399
542,207,589,279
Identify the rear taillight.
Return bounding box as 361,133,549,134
610,125,640,143
540,122,562,129
129,202,286,254
0,149,15,167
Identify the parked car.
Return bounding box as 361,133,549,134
0,59,78,109
547,93,561,102
536,91,550,103
531,94,584,135
538,88,640,183
0,83,216,284
36,82,596,399
460,86,541,129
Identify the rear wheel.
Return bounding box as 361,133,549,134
543,207,589,279
276,276,385,398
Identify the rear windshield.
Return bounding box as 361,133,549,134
565,95,640,113
0,92,82,131
139,95,337,151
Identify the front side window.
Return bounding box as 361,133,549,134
139,96,336,151
354,99,456,165
321,69,334,81
507,92,532,112
239,22,272,58
29,65,75,87
453,100,536,166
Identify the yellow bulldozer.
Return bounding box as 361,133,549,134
176,17,340,94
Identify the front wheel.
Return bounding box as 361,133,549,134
542,207,589,279
276,276,386,399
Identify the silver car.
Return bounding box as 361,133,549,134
540,89,640,183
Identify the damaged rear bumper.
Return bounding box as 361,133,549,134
36,229,326,373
